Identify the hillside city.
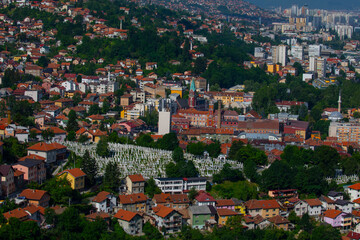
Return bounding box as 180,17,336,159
0,0,360,239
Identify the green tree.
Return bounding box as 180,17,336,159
144,177,161,198
143,222,163,240
96,138,109,157
103,161,120,192
193,57,207,74
188,187,198,201
67,130,76,141
186,142,205,156
311,224,340,240
78,134,89,143
81,150,98,185
37,56,50,68
41,128,54,141
88,104,101,115
66,110,79,132
156,132,179,150
72,92,82,106
172,147,184,163
213,163,244,183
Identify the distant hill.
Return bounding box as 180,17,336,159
245,0,360,10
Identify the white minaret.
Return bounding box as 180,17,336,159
338,90,342,113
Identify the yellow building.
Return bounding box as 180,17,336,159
13,56,22,61
245,199,281,219
217,209,239,225
267,64,281,73
171,86,184,98
58,168,86,190
208,92,244,106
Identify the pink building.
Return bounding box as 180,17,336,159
323,209,352,230
13,158,46,184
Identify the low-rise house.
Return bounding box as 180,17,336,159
152,204,182,235
118,193,148,212
0,165,16,196
304,199,322,217
232,198,245,215
290,198,308,216
19,189,50,207
114,209,143,235
125,174,145,194
268,215,290,231
57,168,86,190
216,208,238,225
245,199,281,219
91,191,117,213
334,199,353,214
86,212,111,224
3,208,30,222
348,183,360,202
328,191,344,201
194,191,216,206
153,193,190,210
319,195,336,210
216,199,235,210
242,214,270,230
27,142,58,164
188,205,214,229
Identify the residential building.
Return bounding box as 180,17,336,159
118,193,148,213
329,122,360,144
27,142,58,164
12,158,46,184
19,189,50,207
188,205,214,229
195,191,216,206
114,209,143,235
57,168,86,190
335,199,354,214
323,209,352,230
272,45,287,66
268,215,290,231
91,191,117,213
125,174,145,194
216,208,238,225
245,199,281,219
0,165,15,196
304,199,322,217
347,183,360,201
152,204,182,234
153,193,190,210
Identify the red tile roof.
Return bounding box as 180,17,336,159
119,193,148,204
92,191,111,203
349,183,360,190
27,142,57,152
114,209,138,222
58,168,86,178
216,199,235,207
3,208,29,220
20,189,48,201
195,191,215,202
268,215,290,224
323,209,342,219
245,199,281,210
152,204,175,218
304,198,322,207
217,208,238,216
128,174,145,183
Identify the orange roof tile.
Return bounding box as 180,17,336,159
58,168,86,178
113,209,138,221
152,204,175,218
20,189,48,201
304,199,322,207
217,208,238,216
119,193,148,204
92,191,111,203
323,209,342,219
349,183,360,190
128,174,145,183
27,142,57,152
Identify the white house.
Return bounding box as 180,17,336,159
335,199,353,214
347,183,360,201
91,191,117,213
293,199,308,216
61,80,77,92
304,199,322,217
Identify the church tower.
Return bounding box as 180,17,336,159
188,79,196,108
